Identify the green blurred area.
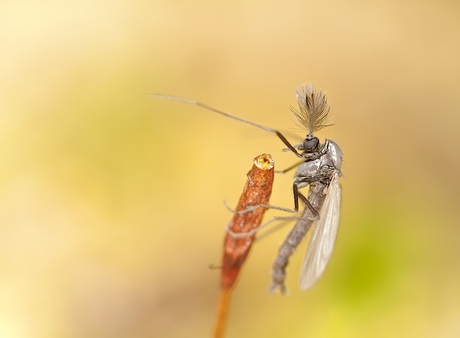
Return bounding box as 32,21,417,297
1,1,459,338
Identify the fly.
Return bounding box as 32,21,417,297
150,83,343,294
269,84,342,293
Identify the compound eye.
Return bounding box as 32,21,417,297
303,136,319,151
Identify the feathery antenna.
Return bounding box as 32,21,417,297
290,83,332,135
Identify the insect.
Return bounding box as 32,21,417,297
269,84,342,293
150,83,343,293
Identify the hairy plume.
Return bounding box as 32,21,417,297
290,83,332,134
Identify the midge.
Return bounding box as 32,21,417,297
150,83,343,293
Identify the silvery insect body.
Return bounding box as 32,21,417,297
150,83,343,294
270,85,342,293
270,84,342,293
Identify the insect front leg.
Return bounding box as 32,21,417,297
274,160,304,174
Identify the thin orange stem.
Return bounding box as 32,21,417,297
213,287,231,338
213,154,275,338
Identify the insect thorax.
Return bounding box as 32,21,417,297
294,139,342,189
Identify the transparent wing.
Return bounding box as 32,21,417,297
299,173,341,290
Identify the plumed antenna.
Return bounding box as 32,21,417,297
290,83,332,135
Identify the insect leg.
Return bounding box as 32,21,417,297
223,201,300,215
274,160,305,174
226,215,311,238
150,94,303,157
294,184,320,220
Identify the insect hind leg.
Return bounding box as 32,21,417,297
294,183,320,220
223,201,301,215
226,215,312,238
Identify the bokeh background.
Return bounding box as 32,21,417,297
1,1,459,338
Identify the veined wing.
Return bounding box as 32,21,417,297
299,173,341,290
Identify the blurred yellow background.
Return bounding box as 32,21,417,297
1,1,459,338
